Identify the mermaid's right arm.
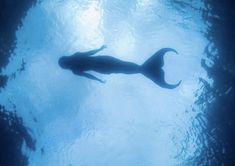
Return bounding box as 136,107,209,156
73,71,106,83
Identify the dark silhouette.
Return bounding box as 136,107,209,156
58,45,181,89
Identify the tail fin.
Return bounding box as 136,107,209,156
142,48,181,89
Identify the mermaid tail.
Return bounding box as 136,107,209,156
142,48,181,89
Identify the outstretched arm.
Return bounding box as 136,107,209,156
73,45,107,57
74,71,106,83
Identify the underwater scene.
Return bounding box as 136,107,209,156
0,0,234,166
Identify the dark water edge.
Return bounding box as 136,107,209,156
0,106,35,166
0,0,36,89
0,0,36,166
0,0,234,166
197,0,235,165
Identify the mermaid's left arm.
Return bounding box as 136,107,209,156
72,45,107,57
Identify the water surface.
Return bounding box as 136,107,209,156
0,0,215,165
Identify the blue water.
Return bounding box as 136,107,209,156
0,0,212,165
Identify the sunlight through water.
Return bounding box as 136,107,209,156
0,0,211,165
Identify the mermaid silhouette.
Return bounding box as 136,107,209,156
58,45,181,89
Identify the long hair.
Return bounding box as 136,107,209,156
58,56,70,69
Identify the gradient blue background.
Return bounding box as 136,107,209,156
0,0,212,165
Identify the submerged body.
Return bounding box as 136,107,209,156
58,46,181,89
68,56,141,74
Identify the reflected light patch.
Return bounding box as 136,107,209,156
112,22,136,61
77,0,104,47
136,0,157,9
44,0,104,49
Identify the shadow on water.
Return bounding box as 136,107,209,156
0,0,36,166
